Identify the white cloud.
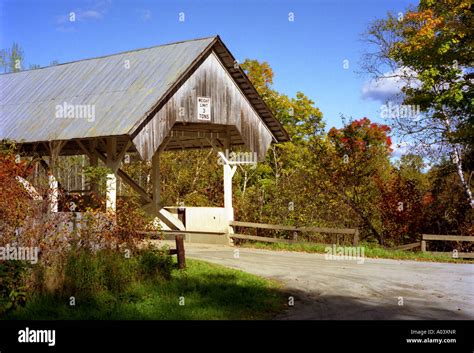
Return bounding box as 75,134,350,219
56,10,103,25
79,10,103,20
391,141,409,158
55,1,111,30
362,67,419,103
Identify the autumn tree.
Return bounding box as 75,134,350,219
233,59,328,226
309,118,393,244
363,0,473,208
377,154,428,245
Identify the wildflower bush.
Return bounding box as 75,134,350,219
0,142,170,314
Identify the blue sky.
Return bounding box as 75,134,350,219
0,0,416,148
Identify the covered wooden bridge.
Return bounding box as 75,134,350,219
0,36,288,240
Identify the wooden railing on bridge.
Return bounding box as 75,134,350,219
229,221,359,246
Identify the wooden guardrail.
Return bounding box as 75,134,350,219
137,229,225,237
421,234,474,259
229,221,359,246
170,235,186,269
390,242,421,251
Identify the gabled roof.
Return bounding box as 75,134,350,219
0,36,289,146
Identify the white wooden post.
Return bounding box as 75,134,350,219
48,173,59,213
106,173,117,212
223,163,237,222
47,141,65,213
104,138,131,214
106,137,117,213
223,128,235,224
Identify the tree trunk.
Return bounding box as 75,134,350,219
442,116,473,208
452,145,474,208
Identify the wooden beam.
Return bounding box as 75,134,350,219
115,140,132,167
230,221,297,231
76,140,152,204
137,229,225,236
48,140,67,171
422,234,474,242
298,226,357,235
76,140,94,159
230,233,297,244
224,126,231,151
89,139,98,193
106,137,117,169
229,221,358,236
390,242,421,251
100,159,152,204
117,168,153,204
159,135,172,152
151,149,161,212
230,233,332,247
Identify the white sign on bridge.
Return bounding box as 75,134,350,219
197,97,211,121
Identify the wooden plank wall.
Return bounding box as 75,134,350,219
133,52,274,160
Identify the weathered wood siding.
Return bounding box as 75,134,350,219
133,52,274,160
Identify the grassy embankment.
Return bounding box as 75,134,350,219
5,256,286,320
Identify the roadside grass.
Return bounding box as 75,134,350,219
4,259,286,320
239,241,470,263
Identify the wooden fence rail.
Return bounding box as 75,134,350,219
390,242,420,251
229,221,359,246
421,234,474,259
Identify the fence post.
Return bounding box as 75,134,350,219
421,239,426,252
72,212,77,233
292,231,298,241
353,229,359,246
175,235,186,269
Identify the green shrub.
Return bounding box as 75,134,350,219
62,248,140,297
0,261,29,314
98,250,136,293
63,249,103,298
138,246,173,281
60,246,173,298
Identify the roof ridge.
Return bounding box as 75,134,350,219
0,35,218,76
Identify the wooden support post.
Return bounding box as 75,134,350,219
89,139,99,194
292,231,298,241
151,150,161,214
72,212,77,233
47,141,66,213
105,137,118,213
353,229,359,246
421,240,427,252
223,164,236,222
77,140,152,205
175,235,186,269
106,174,117,212
222,127,236,223
48,174,59,213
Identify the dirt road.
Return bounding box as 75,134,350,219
159,241,474,320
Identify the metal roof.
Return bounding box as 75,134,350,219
0,36,289,146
